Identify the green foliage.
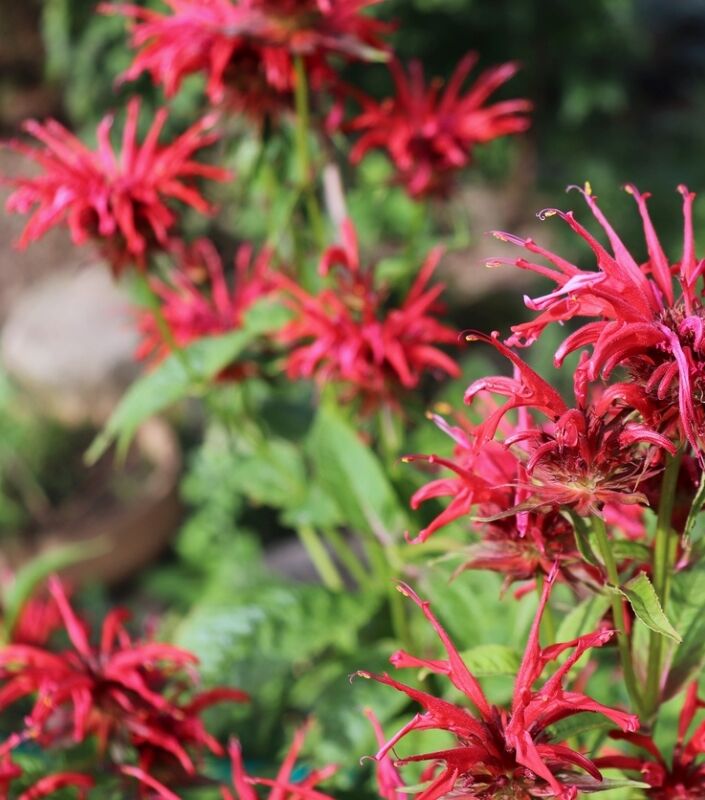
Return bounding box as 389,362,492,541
87,298,292,462
618,572,681,643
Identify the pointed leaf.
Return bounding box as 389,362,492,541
618,573,681,643
86,299,291,463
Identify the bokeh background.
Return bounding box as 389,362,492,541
0,0,703,787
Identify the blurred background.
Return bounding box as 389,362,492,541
0,0,704,778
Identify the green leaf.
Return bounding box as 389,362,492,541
618,573,681,643
457,644,521,676
684,472,705,544
86,299,290,463
566,512,601,567
664,564,705,699
307,406,408,538
2,537,110,639
556,592,611,645
548,711,616,741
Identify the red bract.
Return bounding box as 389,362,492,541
0,577,247,777
0,757,93,799
221,721,337,800
3,98,230,274
490,184,705,456
277,220,460,411
359,569,639,800
136,238,275,367
349,53,531,198
464,333,676,515
596,683,705,799
105,0,387,118
365,708,405,800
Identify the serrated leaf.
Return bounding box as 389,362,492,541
618,573,681,643
307,406,407,538
86,299,290,463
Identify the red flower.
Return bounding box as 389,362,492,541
136,238,276,368
596,683,705,799
277,220,460,411
3,99,230,274
404,407,583,587
0,757,93,799
0,577,248,778
463,333,676,515
348,53,531,198
359,569,639,800
105,0,387,118
221,721,337,800
490,184,705,456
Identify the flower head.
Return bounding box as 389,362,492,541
490,184,705,456
596,683,705,799
3,99,230,274
359,569,638,800
105,0,387,118
0,577,248,777
404,407,583,587
222,720,337,800
349,53,531,198
136,238,276,369
463,333,676,515
277,220,460,411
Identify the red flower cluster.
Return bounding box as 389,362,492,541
137,237,275,365
277,220,460,410
359,569,638,800
223,721,337,800
105,0,387,118
349,53,531,198
0,578,247,792
3,99,229,274
492,184,705,457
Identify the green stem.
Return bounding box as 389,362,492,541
591,515,643,716
321,527,369,587
297,524,344,592
536,574,556,645
293,55,325,248
644,452,682,719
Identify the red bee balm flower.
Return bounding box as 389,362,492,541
359,570,639,800
136,238,275,367
222,721,337,800
349,53,531,198
277,220,460,410
3,99,230,274
491,184,705,456
405,407,584,587
595,683,705,799
105,0,387,118
463,333,676,515
0,578,248,775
